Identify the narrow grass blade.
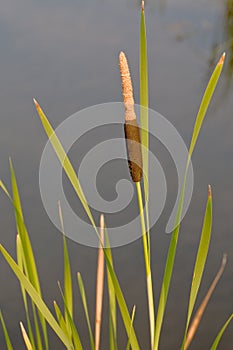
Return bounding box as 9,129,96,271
33,99,97,233
16,234,36,350
77,273,95,350
140,0,149,195
154,188,184,350
58,202,73,336
154,53,225,350
95,214,105,350
1,181,37,350
188,53,225,160
136,181,155,349
126,306,136,350
35,79,137,349
63,234,73,336
9,160,48,350
10,160,42,294
105,227,118,350
140,7,155,343
210,314,233,350
185,254,227,349
20,322,33,350
0,245,74,350
103,245,140,350
187,186,213,320
0,180,10,197
140,1,151,261
58,282,83,350
0,311,13,350
32,304,43,350
181,186,213,349
54,301,72,342
18,233,41,350
33,100,136,346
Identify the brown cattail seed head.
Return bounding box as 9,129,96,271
119,51,143,182
119,51,137,121
124,120,143,182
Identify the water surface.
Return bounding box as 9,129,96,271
0,0,232,349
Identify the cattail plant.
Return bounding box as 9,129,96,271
119,50,155,349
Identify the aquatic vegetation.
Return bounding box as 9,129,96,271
0,3,232,350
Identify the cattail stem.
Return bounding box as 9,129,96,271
136,182,155,348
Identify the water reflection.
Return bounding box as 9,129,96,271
208,0,233,93
223,0,233,82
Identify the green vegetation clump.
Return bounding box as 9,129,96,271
0,3,232,350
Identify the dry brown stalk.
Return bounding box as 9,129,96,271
185,254,227,350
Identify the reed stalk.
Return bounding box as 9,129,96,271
119,50,155,349
95,214,105,350
185,254,227,349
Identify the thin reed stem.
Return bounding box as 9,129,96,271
119,50,155,350
136,182,149,273
185,254,227,350
136,181,155,349
95,215,105,350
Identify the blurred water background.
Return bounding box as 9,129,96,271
0,0,232,349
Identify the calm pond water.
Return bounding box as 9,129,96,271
0,0,232,349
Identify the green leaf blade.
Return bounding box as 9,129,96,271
181,187,213,349
63,235,73,336
9,161,49,350
126,306,136,350
77,273,95,350
140,3,149,201
58,204,73,337
34,99,97,233
154,54,225,350
0,311,13,350
16,234,36,350
20,322,34,350
54,301,72,343
210,314,233,350
103,246,140,350
105,228,118,350
189,53,225,159
0,244,74,350
58,283,83,350
187,187,212,325
10,161,41,294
